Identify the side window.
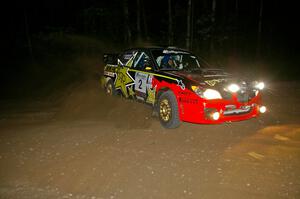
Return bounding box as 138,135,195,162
182,55,200,69
133,51,151,70
118,50,137,67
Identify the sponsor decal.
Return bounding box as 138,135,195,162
104,71,115,77
128,85,135,97
177,79,185,90
146,86,156,105
179,98,198,104
105,65,118,73
205,79,226,86
118,51,138,68
178,91,191,95
162,50,189,54
114,67,135,98
135,72,149,94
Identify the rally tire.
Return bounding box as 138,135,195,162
158,91,181,128
105,79,117,96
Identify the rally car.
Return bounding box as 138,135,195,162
101,47,266,128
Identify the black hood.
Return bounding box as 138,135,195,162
160,68,233,87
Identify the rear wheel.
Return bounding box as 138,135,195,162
105,80,116,96
158,91,180,128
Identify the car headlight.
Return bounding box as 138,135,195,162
191,86,222,100
227,84,240,92
203,89,222,100
255,82,264,90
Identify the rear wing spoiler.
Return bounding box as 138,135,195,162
103,53,118,65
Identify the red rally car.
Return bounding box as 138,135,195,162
101,47,266,128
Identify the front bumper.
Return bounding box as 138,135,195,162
201,103,261,124
179,94,264,124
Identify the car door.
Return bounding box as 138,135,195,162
131,50,156,104
113,50,137,98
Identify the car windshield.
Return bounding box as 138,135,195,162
151,49,208,71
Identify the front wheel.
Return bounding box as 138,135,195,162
158,91,181,128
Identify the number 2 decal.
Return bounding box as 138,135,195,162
135,72,153,95
135,72,148,93
138,79,143,89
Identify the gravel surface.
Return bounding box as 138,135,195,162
0,80,299,199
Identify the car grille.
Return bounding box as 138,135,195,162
237,92,249,102
219,88,256,102
224,105,252,115
219,90,232,100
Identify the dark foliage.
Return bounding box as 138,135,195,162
2,0,299,99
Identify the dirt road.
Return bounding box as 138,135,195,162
0,80,299,199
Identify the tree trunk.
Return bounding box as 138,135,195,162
256,0,263,59
24,8,34,62
168,0,173,46
141,0,149,41
190,0,194,50
123,0,132,45
136,0,142,43
210,0,216,58
186,0,192,49
232,0,239,56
